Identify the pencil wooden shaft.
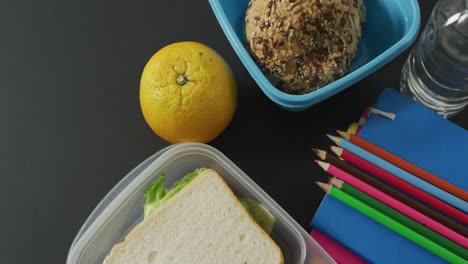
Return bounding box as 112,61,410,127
323,152,468,238
326,186,466,264
340,183,468,259
337,139,467,213
323,162,468,248
340,148,468,225
347,133,467,202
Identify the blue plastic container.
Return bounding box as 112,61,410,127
209,0,420,111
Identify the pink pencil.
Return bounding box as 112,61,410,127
316,161,468,248
311,229,368,264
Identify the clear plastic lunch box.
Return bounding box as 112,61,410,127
67,143,334,264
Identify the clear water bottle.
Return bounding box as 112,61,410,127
400,0,468,118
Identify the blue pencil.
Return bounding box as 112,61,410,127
327,135,468,213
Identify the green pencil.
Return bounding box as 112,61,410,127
330,178,468,260
317,182,466,264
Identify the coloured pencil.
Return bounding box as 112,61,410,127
337,130,467,202
312,148,468,238
315,161,468,248
316,182,466,264
310,229,368,264
331,178,468,259
327,135,467,212
330,146,468,225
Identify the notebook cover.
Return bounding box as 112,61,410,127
357,88,468,190
311,195,446,264
311,88,466,263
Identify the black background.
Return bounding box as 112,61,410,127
1,0,465,263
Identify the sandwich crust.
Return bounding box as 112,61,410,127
104,169,284,264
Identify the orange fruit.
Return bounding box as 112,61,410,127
140,42,237,143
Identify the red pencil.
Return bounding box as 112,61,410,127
315,161,468,248
337,130,467,202
330,146,468,225
313,148,467,237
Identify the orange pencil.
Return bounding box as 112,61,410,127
337,130,467,202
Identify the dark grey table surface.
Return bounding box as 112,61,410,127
1,0,466,263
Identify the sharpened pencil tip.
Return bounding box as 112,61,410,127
336,130,350,140
312,148,327,160
326,134,342,145
316,182,330,193
315,160,330,171
330,177,344,188
330,146,344,156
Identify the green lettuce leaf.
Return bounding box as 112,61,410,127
143,168,276,235
143,168,207,218
239,198,276,234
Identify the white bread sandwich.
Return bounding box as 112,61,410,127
104,168,284,264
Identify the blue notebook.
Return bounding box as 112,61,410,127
312,195,447,263
311,88,467,264
358,88,468,189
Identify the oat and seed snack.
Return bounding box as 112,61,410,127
245,0,366,94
